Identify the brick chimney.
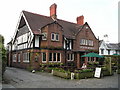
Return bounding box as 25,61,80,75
76,15,84,25
50,3,57,19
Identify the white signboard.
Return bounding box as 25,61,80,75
94,67,101,78
71,73,75,80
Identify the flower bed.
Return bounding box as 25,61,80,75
52,68,71,79
74,69,94,79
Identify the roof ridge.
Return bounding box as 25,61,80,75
22,10,81,26
22,10,52,19
57,18,77,25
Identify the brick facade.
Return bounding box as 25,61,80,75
7,3,99,70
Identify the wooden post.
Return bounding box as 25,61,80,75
85,57,87,67
109,57,112,75
77,53,80,69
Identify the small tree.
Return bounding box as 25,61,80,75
0,34,6,79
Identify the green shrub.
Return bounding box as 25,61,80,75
0,34,7,78
40,63,64,68
74,71,94,79
74,69,93,73
101,67,107,71
52,68,71,79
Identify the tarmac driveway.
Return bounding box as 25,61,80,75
2,67,119,88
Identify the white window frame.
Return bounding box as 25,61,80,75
56,53,61,62
53,53,57,62
51,33,59,41
67,54,74,61
42,33,47,40
49,53,53,62
56,33,59,41
18,53,21,62
48,53,61,62
13,54,17,62
42,52,46,63
23,52,29,63
51,33,55,41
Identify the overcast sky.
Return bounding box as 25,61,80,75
0,0,119,45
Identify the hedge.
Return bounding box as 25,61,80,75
52,69,71,79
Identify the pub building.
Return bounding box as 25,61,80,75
7,3,99,70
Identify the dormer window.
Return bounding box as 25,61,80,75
51,33,59,41
56,33,59,41
51,33,55,41
42,33,47,40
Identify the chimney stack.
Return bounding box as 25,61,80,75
76,15,84,25
50,3,57,19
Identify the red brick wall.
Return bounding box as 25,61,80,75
73,24,99,52
41,23,63,48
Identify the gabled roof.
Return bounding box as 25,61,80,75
106,43,120,50
23,11,53,35
22,10,83,39
99,40,103,46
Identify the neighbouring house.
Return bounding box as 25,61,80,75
99,40,120,55
7,3,99,70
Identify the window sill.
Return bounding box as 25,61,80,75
67,60,74,61
23,61,29,63
51,40,59,42
42,61,47,63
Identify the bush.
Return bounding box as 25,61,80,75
87,62,99,68
74,71,94,79
0,34,7,78
74,69,94,79
40,63,64,68
52,68,71,79
74,69,93,73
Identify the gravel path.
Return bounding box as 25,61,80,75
2,67,119,88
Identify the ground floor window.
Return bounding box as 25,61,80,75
87,57,96,62
57,53,61,61
42,52,46,62
67,54,74,61
23,52,29,63
18,53,21,62
49,53,61,62
53,53,56,61
13,54,17,62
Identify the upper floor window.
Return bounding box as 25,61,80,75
88,40,93,46
64,39,72,50
80,39,93,46
51,33,59,41
80,39,85,45
56,34,59,41
42,33,47,40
